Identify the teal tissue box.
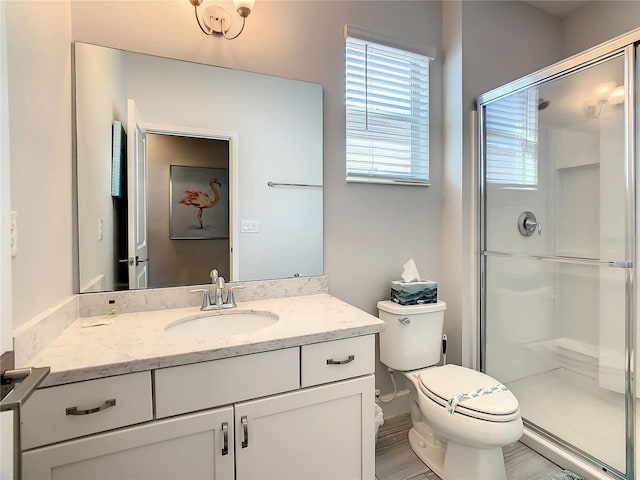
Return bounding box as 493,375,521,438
390,280,438,305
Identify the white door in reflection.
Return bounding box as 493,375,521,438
127,99,149,290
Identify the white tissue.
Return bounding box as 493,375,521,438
401,258,421,283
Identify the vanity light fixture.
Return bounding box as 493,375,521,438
189,0,254,40
608,85,625,106
584,81,625,118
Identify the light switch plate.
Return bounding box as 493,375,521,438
241,220,259,233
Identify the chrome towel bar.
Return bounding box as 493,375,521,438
267,181,322,188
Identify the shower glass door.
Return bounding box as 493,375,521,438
480,49,632,478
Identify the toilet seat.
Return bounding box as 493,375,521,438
417,365,520,422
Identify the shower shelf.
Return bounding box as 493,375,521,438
550,128,600,170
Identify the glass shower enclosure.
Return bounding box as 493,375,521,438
478,30,639,479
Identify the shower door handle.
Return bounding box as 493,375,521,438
611,260,633,268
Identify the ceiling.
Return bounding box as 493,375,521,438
523,1,590,17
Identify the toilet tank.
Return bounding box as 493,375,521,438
377,300,446,371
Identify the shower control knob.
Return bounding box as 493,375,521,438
518,211,541,237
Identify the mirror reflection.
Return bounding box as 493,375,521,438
75,42,323,293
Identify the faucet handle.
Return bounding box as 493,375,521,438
210,269,218,284
190,289,213,310
225,285,245,307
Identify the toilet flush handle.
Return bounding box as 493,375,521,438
398,317,410,325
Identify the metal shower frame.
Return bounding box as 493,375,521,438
477,29,639,479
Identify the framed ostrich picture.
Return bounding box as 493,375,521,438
170,165,230,239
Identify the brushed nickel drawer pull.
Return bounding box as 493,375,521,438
221,422,229,455
326,355,355,365
241,415,248,448
66,398,116,416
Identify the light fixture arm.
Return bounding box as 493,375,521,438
192,3,213,35
221,15,246,40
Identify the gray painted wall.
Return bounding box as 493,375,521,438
8,1,444,330
5,0,640,412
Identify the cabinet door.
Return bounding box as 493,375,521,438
23,407,234,480
235,375,375,480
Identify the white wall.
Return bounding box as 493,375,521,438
0,4,13,471
6,1,73,330
76,43,127,292
1,0,12,354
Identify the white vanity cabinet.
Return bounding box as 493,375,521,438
21,335,376,480
22,407,234,479
235,375,374,480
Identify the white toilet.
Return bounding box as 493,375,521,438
377,300,523,480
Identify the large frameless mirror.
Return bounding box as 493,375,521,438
75,43,323,293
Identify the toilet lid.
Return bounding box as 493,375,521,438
418,364,520,422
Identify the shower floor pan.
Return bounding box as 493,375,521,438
507,368,626,475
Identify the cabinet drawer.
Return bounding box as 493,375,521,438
155,347,300,418
21,371,153,450
301,335,375,387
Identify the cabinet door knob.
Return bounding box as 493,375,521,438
326,355,355,365
221,422,229,456
66,399,116,416
241,415,248,448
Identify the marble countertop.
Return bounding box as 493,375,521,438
29,293,384,387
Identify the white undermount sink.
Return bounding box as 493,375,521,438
164,310,279,338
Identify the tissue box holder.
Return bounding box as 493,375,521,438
390,280,438,305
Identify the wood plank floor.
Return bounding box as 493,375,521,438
375,414,564,480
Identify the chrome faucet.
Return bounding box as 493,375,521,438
190,288,215,310
214,276,226,307
190,275,244,311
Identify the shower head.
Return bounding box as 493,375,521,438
538,97,551,111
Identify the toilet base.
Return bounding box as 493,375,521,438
408,426,445,478
408,424,507,480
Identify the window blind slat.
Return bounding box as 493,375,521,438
346,35,430,184
485,90,538,186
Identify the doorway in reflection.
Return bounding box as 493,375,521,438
144,134,230,289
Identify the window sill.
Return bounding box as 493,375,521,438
346,176,431,187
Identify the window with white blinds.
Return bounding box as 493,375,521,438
485,90,539,186
345,36,431,185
